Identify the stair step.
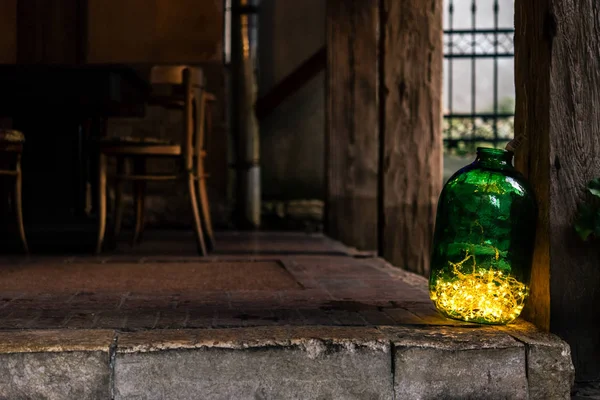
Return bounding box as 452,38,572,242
0,324,573,400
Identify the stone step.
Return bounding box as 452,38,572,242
0,324,573,400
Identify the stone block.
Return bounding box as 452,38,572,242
0,351,110,400
496,321,575,400
0,330,113,400
114,327,393,400
526,342,573,400
388,326,528,400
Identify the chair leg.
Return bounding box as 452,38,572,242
113,157,129,238
5,181,12,213
132,158,146,245
14,156,28,253
96,153,107,254
2,181,11,218
196,94,215,251
197,176,215,251
188,174,207,256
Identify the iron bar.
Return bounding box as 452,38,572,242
448,0,454,141
493,0,499,148
470,0,476,142
445,113,514,119
444,54,513,59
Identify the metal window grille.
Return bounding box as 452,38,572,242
444,0,515,155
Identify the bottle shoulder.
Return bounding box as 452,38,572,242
443,163,535,200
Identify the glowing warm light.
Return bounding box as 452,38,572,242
430,252,528,324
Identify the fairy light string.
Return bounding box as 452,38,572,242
430,250,528,324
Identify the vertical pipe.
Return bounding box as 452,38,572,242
224,0,236,207
230,0,261,228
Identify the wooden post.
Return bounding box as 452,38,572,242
326,0,379,251
380,0,443,275
515,0,600,381
326,0,443,267
17,0,86,64
0,0,17,63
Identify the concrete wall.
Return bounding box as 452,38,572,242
258,0,326,201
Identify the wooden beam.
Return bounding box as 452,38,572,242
0,0,17,63
515,0,600,381
87,0,222,64
325,0,379,251
255,46,326,121
380,0,443,275
17,0,84,63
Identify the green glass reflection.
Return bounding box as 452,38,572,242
430,148,537,324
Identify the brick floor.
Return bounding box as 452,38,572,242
0,232,475,331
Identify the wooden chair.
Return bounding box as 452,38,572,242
96,66,215,255
0,129,28,253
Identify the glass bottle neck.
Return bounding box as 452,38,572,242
474,148,514,169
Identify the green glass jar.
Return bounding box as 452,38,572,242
429,147,537,324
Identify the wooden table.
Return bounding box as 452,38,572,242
0,65,150,247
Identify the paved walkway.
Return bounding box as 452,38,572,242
0,231,575,399
0,232,439,330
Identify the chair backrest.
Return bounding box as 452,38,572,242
0,129,25,143
150,65,204,87
149,65,206,170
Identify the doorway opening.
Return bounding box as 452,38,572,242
443,0,515,181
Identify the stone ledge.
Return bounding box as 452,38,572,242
0,329,115,354
0,324,574,400
117,326,389,354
